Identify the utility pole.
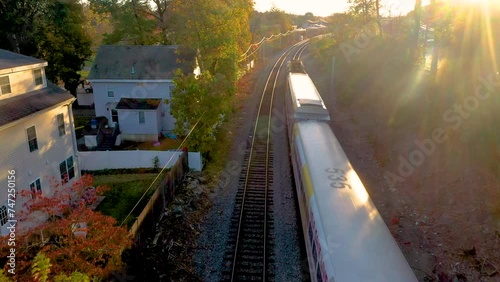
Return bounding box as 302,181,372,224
330,57,336,95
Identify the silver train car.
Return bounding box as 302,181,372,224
285,60,330,125
285,61,418,282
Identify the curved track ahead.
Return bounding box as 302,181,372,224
221,40,310,282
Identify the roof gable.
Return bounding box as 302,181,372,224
0,49,47,71
88,45,193,80
0,83,74,127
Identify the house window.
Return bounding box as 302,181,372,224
0,206,7,226
33,69,43,86
57,113,65,136
111,109,118,123
0,76,11,95
138,111,145,124
107,86,114,97
27,126,38,152
60,156,75,183
30,179,42,198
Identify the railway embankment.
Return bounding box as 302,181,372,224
305,37,500,281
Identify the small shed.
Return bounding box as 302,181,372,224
116,98,163,142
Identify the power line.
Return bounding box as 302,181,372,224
118,110,207,228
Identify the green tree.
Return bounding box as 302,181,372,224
0,252,91,282
0,0,92,95
37,0,92,95
31,252,52,282
170,0,252,82
169,70,233,154
250,9,293,40
348,0,377,25
81,2,113,51
89,0,173,44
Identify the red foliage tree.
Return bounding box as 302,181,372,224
0,174,132,280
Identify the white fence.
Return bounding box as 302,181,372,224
78,150,203,171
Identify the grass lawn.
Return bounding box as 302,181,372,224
93,173,160,228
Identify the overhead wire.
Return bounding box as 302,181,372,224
118,110,207,228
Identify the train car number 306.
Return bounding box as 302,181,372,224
325,168,351,189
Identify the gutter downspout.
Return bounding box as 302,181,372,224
67,99,80,178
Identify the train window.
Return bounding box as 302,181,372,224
308,222,314,247
302,190,306,210
312,240,318,266
316,266,323,282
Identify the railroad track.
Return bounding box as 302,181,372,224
221,40,310,282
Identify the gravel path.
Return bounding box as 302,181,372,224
194,57,307,281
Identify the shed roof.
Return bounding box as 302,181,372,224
0,83,74,127
116,98,162,110
0,49,46,70
88,45,193,80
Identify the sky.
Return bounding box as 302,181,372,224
253,0,431,17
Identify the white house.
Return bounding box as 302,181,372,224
0,49,80,235
88,45,195,142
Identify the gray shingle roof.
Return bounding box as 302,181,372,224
0,83,74,127
116,98,162,110
0,49,46,70
88,45,193,80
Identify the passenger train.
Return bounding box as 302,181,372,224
284,60,418,282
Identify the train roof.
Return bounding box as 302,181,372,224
294,121,417,282
288,73,330,121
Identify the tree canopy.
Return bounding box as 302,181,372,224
0,175,131,280
0,0,92,95
169,70,233,154
169,0,253,82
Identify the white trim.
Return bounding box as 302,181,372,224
33,68,44,86
26,124,38,153
0,62,48,76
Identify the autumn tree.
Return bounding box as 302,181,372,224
89,0,174,44
250,8,294,40
0,0,92,95
170,0,253,82
81,2,113,51
348,0,377,26
169,70,233,154
0,175,131,280
0,252,91,282
411,0,423,61
424,0,455,76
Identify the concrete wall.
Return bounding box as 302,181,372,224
78,150,203,171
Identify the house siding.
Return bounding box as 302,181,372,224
118,109,160,141
0,104,78,235
0,67,46,100
92,81,174,131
